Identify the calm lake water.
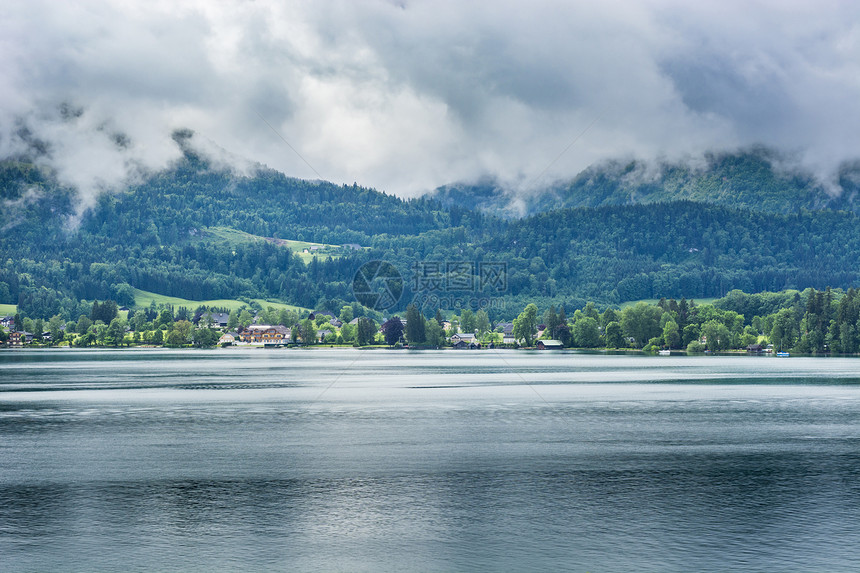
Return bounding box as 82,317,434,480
2,349,859,572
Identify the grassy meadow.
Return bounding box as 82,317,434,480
132,288,309,314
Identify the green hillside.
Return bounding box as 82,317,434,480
4,139,860,323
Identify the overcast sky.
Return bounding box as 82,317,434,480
3,0,860,202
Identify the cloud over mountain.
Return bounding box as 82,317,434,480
3,0,860,200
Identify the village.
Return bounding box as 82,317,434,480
192,310,564,350
0,306,568,350
3,291,816,354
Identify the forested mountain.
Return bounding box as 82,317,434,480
492,202,860,302
1,163,439,314
434,147,860,217
4,140,860,322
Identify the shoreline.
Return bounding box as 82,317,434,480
0,344,815,356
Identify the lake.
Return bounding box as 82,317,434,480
2,349,859,572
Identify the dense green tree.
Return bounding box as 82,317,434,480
405,304,426,344
770,308,798,351
839,321,856,354
173,320,193,342
583,302,600,321
192,327,218,347
77,331,97,347
573,316,600,348
677,298,690,329
356,317,377,346
131,310,147,332
604,321,624,348
300,318,317,344
158,308,174,327
475,309,491,337
340,323,356,343
701,320,731,351
111,283,135,307
601,308,619,327
687,340,706,352
460,309,476,334
48,315,64,346
76,315,93,334
544,306,560,339
91,300,118,323
621,302,662,348
425,319,445,347
740,329,758,348
513,303,539,347
662,320,680,349
166,330,186,347
682,323,700,347
278,308,297,327
106,318,126,346
556,306,567,332
554,323,573,347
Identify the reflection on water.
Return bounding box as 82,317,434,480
1,350,860,572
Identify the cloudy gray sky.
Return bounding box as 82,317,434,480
3,0,860,201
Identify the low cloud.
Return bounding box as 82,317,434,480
3,0,860,204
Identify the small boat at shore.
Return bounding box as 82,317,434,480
776,351,790,357
658,350,671,356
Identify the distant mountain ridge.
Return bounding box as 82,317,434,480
432,147,860,217
5,137,860,321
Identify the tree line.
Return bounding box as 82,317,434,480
6,287,860,354
378,287,860,354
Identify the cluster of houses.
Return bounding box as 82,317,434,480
2,315,37,347
218,324,292,346
215,311,341,347
2,311,571,349
448,322,561,349
213,315,568,349
7,330,28,347
300,243,362,255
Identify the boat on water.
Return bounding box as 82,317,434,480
658,350,671,356
776,351,790,357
